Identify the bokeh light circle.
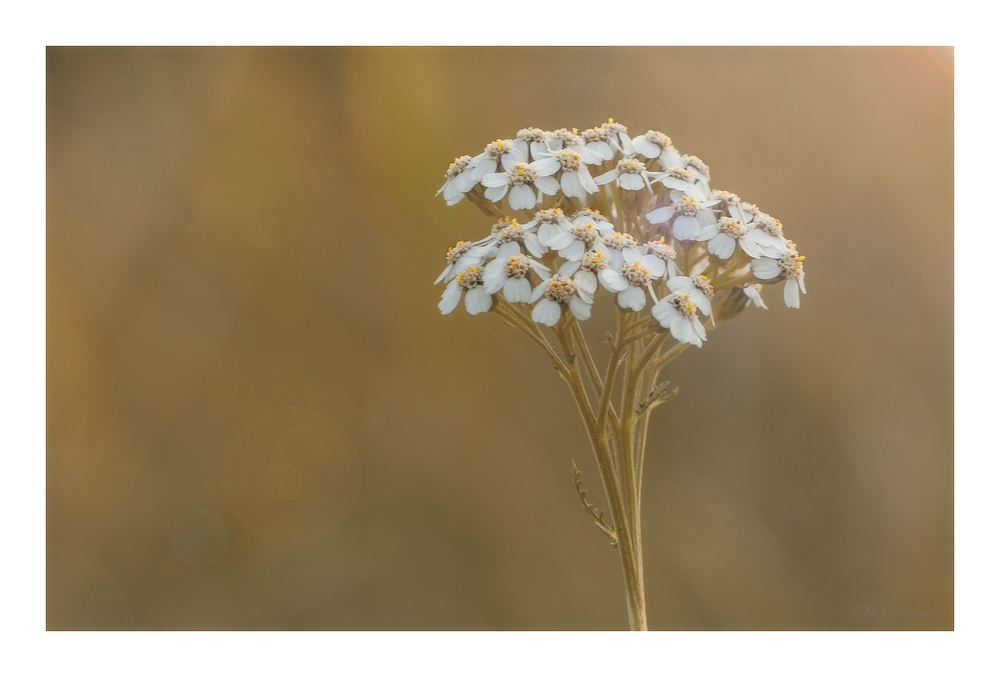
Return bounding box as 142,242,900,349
170,507,230,567
224,407,361,545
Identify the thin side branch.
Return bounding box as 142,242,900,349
573,461,618,548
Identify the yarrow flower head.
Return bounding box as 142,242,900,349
434,118,806,332
595,158,660,192
431,119,809,630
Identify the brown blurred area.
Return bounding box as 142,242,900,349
46,47,953,630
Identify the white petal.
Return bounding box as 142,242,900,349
661,149,683,168
537,222,564,245
594,169,619,185
561,170,585,199
659,177,692,192
784,278,800,308
455,170,477,192
608,249,624,270
558,259,582,276
438,281,462,315
667,276,694,293
693,318,707,343
442,180,463,203
642,255,666,278
578,168,599,194
619,286,646,311
569,297,592,321
619,173,645,191
697,223,720,241
651,300,677,328
496,241,521,259
434,263,453,285
693,291,713,318
576,145,603,165
483,264,507,293
589,140,614,161
484,184,509,202
531,157,561,176
546,230,575,250
646,206,675,224
670,315,689,342
529,282,547,303
619,134,634,155
532,298,562,326
752,258,781,280
524,232,546,257
673,215,701,241
632,136,661,159
623,247,642,265
708,233,736,259
500,150,522,172
504,276,531,303
738,237,764,259
562,239,586,262
509,185,536,211
465,286,492,315
743,285,767,309
481,172,510,188
469,157,496,181
534,175,560,196
599,269,629,292
576,270,598,295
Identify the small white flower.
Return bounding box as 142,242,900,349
744,210,789,258
481,161,560,211
631,130,684,167
646,195,720,242
556,248,610,296
652,165,707,200
534,149,599,198
514,128,554,162
438,263,493,316
468,139,527,180
602,231,641,269
544,217,613,261
571,208,615,231
682,155,711,185
548,128,603,165
523,208,573,248
651,292,708,347
436,155,478,206
470,218,547,258
529,273,594,326
580,126,616,162
644,237,681,278
698,216,764,260
666,275,715,323
598,247,666,311
483,242,552,303
602,119,634,156
435,240,482,284
595,158,660,192
751,245,806,309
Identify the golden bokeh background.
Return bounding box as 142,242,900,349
46,46,953,630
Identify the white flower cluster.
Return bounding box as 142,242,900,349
435,120,806,347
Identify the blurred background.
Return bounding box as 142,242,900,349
46,46,953,630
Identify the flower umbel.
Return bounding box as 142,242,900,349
432,119,807,631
